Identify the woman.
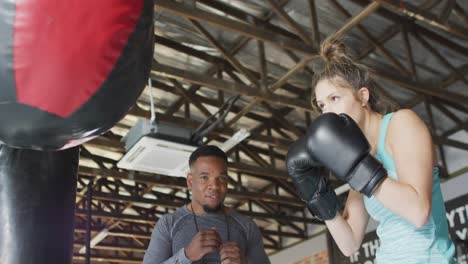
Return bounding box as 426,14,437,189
309,38,454,263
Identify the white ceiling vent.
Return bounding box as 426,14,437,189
117,119,250,177
117,119,198,177
117,136,196,177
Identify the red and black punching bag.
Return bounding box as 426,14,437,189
0,145,79,264
0,0,154,150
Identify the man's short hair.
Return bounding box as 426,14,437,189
189,145,228,167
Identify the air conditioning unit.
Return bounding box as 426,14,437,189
117,119,251,177
117,119,198,177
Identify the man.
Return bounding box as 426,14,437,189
143,145,270,264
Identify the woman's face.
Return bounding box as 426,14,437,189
315,78,367,125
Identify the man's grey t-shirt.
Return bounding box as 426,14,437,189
143,206,270,264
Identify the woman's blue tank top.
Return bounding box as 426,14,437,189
363,112,455,263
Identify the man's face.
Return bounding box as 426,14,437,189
187,156,228,213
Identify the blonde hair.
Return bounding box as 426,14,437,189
311,37,398,114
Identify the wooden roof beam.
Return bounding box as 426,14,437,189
151,62,312,112
155,0,314,55
375,0,468,40
350,0,468,56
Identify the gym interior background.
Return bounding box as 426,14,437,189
69,1,468,263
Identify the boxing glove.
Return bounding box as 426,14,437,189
305,113,387,197
286,137,338,221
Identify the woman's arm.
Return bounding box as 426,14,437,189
326,190,369,256
373,109,434,227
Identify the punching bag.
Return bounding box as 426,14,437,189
0,145,79,264
0,0,154,150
